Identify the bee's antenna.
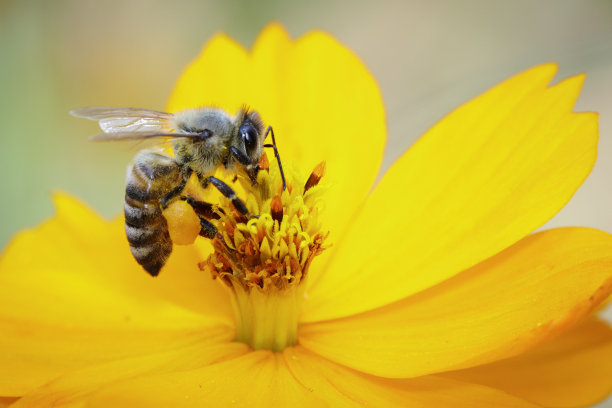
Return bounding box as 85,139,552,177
263,126,287,191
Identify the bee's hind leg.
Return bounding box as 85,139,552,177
160,183,186,210
180,196,219,239
182,196,233,251
160,167,192,209
197,216,232,253
198,218,218,240
183,196,223,220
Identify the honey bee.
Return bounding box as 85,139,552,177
71,106,286,277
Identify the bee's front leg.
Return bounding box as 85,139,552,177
207,176,250,217
229,147,258,184
198,174,253,218
262,126,286,191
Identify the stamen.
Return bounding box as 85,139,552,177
258,152,270,171
304,161,326,192
197,153,329,351
270,196,283,223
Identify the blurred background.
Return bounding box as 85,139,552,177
1,0,611,404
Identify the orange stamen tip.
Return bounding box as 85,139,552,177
314,161,326,177
304,161,327,192
271,195,283,222
258,152,270,171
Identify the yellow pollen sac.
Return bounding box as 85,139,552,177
163,200,201,245
197,155,329,351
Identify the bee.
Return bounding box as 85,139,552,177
71,106,286,277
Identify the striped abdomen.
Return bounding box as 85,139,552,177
124,150,183,276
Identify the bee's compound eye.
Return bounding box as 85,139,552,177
240,124,258,152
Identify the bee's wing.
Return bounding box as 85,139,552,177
70,107,177,135
88,131,201,142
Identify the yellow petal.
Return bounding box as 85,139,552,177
0,193,234,394
167,23,386,270
166,31,248,113
283,346,540,407
76,351,323,407
0,193,231,328
12,342,248,407
444,317,612,408
304,64,599,321
300,227,612,378
44,347,538,407
0,318,233,396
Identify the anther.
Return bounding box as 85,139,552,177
270,195,283,223
304,161,326,192
258,153,270,172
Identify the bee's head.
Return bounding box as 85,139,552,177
237,109,265,165
229,108,265,184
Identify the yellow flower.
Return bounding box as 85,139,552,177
2,23,612,407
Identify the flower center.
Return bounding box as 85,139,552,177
199,155,329,351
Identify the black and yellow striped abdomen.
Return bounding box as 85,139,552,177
124,150,183,276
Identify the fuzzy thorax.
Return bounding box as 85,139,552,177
198,156,329,351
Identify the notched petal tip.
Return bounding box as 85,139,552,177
255,22,292,45
197,31,247,57
546,73,587,113
519,62,558,87
166,30,249,113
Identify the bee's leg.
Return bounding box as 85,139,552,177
181,196,223,220
160,182,186,210
160,167,192,209
229,147,258,184
182,196,233,251
198,217,217,239
263,126,287,191
204,176,251,217
182,197,220,238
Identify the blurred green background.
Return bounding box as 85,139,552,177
1,0,612,403
2,0,612,244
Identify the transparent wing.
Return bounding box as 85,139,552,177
70,106,174,134
89,131,201,142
